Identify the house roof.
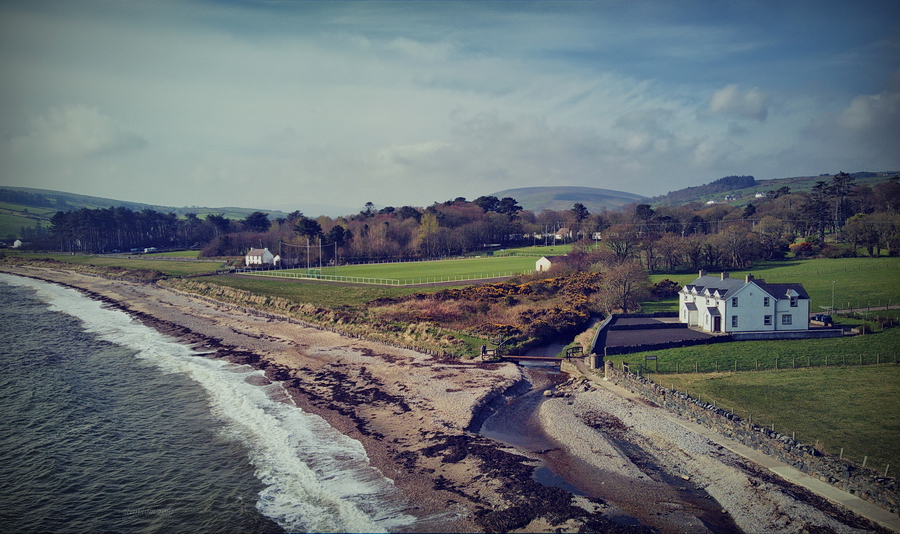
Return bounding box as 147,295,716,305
685,302,697,311
707,307,721,316
246,248,270,257
683,274,809,300
754,282,810,300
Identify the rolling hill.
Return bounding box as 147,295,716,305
488,186,647,213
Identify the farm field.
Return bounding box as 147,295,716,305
204,275,454,308
146,250,202,258
14,253,224,277
648,257,900,313
602,327,900,374
271,254,538,284
657,365,900,474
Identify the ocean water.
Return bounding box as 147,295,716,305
0,274,414,533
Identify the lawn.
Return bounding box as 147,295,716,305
603,326,900,373
146,250,202,258
658,365,900,473
647,257,900,313
17,253,224,277
272,255,538,284
203,275,457,308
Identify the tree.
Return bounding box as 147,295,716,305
242,211,271,233
497,197,522,220
570,203,590,224
293,216,322,239
596,260,651,313
473,195,500,213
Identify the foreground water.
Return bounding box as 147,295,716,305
0,274,413,533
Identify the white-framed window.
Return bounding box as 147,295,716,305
782,314,792,325
790,297,798,307
732,297,738,307
764,315,772,326
731,316,738,328
763,297,770,307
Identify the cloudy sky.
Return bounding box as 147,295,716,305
1,0,898,214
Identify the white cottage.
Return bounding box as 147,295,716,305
536,256,561,272
245,247,275,266
680,271,810,333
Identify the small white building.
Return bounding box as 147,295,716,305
535,256,561,272
245,247,275,266
12,239,23,248
680,271,810,333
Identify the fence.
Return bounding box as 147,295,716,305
232,268,531,286
624,351,900,374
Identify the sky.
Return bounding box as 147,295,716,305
1,0,898,215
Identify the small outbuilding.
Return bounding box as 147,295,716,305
536,256,560,272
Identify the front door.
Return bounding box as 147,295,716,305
713,316,721,332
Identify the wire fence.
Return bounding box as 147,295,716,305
232,268,531,286
627,351,900,374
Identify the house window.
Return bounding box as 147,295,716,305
764,315,772,326
763,297,770,307
731,297,738,307
790,297,798,307
731,316,738,328
782,314,792,325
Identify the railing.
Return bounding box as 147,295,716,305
232,268,532,286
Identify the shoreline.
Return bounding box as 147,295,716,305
3,265,891,533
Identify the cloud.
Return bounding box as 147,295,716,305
12,105,146,158
709,84,770,121
803,87,900,164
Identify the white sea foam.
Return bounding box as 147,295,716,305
0,274,415,533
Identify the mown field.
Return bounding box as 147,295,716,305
649,257,900,314
276,254,539,283
655,365,900,473
12,253,224,277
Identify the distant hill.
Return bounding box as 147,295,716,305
0,186,288,241
651,171,900,207
489,186,647,213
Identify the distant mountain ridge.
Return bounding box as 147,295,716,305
489,186,647,213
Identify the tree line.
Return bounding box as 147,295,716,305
24,174,900,269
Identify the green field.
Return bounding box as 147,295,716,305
146,250,202,258
649,257,900,313
273,255,539,284
203,275,443,307
657,365,900,472
16,253,224,277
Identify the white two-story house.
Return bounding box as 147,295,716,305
245,247,276,266
680,271,810,333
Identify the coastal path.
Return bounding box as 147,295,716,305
571,359,900,533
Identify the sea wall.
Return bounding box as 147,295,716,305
602,365,900,514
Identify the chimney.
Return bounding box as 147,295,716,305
721,272,729,280
699,269,706,277
746,274,754,283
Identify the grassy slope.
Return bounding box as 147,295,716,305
659,365,900,472
13,253,224,277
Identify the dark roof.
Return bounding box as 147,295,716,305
684,274,809,300
755,281,810,300
707,307,721,316
685,302,697,311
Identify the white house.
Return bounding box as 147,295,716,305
245,247,275,266
536,256,561,272
679,271,810,333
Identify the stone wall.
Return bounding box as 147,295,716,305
602,365,899,514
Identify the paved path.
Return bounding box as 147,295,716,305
571,359,900,533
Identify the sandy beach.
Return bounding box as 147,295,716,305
1,265,890,533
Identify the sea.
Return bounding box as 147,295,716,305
0,274,416,533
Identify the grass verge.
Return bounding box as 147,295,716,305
656,365,900,473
